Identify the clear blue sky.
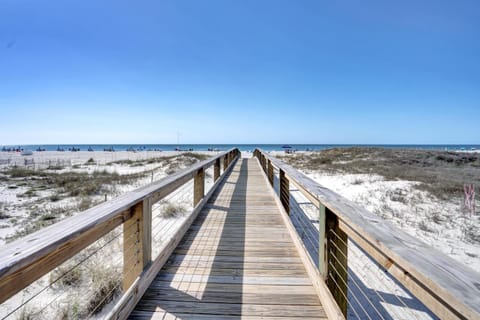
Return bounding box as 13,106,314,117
1,0,479,144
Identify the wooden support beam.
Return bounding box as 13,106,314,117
267,159,274,186
142,198,152,267
214,158,220,181
319,204,327,278
123,202,144,292
0,148,238,306
223,155,228,172
194,168,205,207
279,169,290,214
326,208,348,317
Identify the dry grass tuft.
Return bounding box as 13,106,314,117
162,203,186,218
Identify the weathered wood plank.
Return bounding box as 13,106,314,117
280,168,290,214
141,288,321,305
0,149,238,304
130,159,326,319
0,209,131,304
148,280,318,295
326,207,348,317
142,198,152,267
134,300,326,317
257,149,480,319
214,158,220,181
108,151,241,320
194,167,205,207
129,310,326,320
123,202,144,291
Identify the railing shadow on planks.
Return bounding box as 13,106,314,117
1,147,479,320
253,148,480,320
0,149,240,320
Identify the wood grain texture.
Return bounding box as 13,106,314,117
123,202,144,291
108,152,240,320
254,156,345,320
194,168,205,207
214,158,220,181
0,149,237,304
267,159,274,186
256,149,480,320
130,159,326,319
326,208,348,317
279,169,290,214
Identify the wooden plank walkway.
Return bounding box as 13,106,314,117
130,158,326,320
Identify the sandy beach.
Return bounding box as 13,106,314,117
0,150,219,245
275,148,480,272
1,148,478,320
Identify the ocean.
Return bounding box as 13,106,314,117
2,144,479,152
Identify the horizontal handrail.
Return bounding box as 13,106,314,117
0,148,240,306
255,149,480,320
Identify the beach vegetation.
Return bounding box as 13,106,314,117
0,212,10,220
351,178,364,185
84,263,122,316
15,305,38,320
77,197,95,212
47,165,65,170
50,264,83,288
418,219,434,233
49,193,62,202
161,203,187,218
463,223,480,244
282,148,480,200
0,202,9,219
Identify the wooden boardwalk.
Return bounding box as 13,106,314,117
130,158,326,319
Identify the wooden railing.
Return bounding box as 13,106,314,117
0,148,240,319
254,149,480,320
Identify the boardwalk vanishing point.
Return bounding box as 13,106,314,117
131,158,326,319
0,148,479,320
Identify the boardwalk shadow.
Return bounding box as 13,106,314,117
286,187,437,320
131,159,247,319
195,159,247,318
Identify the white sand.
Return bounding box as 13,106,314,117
0,151,219,245
303,170,480,271
0,151,216,319
1,150,478,319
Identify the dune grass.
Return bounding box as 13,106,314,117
280,148,480,200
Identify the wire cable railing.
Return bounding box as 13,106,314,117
0,148,241,320
253,149,480,320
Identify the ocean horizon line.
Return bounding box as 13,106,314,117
2,143,479,152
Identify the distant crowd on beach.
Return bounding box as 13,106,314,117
1,147,26,152
1,146,166,153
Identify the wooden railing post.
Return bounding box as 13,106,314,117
326,208,348,317
214,158,220,181
279,169,290,214
267,159,274,186
194,167,205,207
318,204,327,278
142,198,152,267
123,201,144,291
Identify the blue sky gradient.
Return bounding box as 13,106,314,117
1,0,479,144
